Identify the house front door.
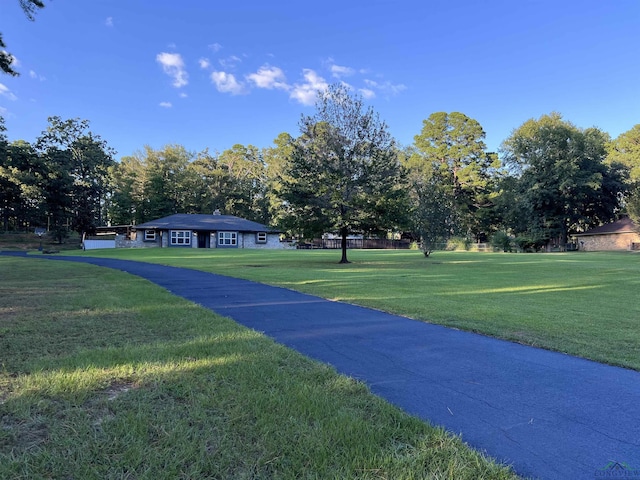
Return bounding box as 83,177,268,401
197,232,210,248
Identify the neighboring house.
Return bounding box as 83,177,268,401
572,217,640,251
116,213,288,249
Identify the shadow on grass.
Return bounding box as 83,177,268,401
0,256,519,479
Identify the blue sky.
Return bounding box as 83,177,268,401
1,0,639,159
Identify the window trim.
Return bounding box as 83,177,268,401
218,231,238,247
144,230,156,241
170,230,192,246
256,232,268,244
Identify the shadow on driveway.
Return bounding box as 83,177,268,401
7,253,640,480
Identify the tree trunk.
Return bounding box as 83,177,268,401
339,226,350,264
560,223,568,247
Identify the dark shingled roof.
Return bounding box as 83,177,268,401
573,216,638,237
135,214,278,233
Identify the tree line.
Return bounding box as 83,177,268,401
1,85,639,259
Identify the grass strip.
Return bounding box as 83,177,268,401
0,257,519,479
76,248,640,371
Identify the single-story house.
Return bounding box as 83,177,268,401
116,213,289,249
571,217,640,251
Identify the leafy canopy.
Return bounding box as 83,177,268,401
500,112,626,243
281,84,406,263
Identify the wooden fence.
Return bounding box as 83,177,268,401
299,238,412,249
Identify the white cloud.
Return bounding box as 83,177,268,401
339,80,354,91
105,17,114,27
337,81,376,100
159,101,172,108
219,55,242,69
330,64,355,78
0,83,18,101
0,106,7,115
210,71,246,95
156,52,188,88
290,69,328,106
246,65,289,90
364,79,407,96
195,55,401,106
359,88,376,99
179,92,188,98
29,69,45,81
209,43,223,52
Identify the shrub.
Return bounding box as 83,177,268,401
513,235,547,252
446,237,472,251
491,231,513,252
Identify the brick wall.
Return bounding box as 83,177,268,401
578,233,640,251
116,231,292,249
115,232,162,248
239,232,291,249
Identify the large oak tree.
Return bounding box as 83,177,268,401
280,84,407,263
409,112,498,249
501,113,626,245
607,124,640,183
36,116,115,239
607,124,640,226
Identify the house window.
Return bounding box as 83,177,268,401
144,230,156,241
170,230,192,246
218,231,237,247
256,232,267,244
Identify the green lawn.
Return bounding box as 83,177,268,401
77,248,640,371
0,256,519,479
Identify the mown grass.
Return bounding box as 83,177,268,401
0,257,519,479
0,232,81,251
77,248,640,371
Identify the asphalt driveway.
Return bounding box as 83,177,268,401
8,254,640,480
